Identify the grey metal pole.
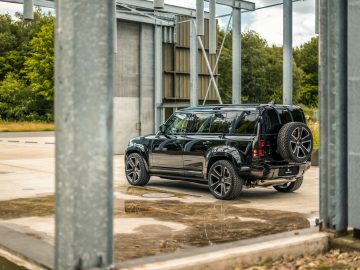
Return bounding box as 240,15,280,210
209,0,217,54
319,0,329,229
334,0,348,235
196,0,204,36
154,0,164,9
190,20,198,107
154,24,163,130
283,0,293,105
55,0,114,269
348,0,360,232
23,0,34,20
232,7,241,104
315,0,320,34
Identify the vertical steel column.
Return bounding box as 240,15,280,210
154,24,163,130
190,20,198,107
196,0,204,36
209,0,217,55
232,7,241,104
334,0,348,235
319,0,330,228
283,0,293,105
55,0,114,269
348,0,360,231
23,0,34,20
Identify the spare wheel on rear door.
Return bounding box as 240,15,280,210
277,122,313,163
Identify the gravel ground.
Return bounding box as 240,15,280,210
242,250,360,270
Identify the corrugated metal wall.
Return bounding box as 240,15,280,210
163,15,218,102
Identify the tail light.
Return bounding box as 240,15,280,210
259,140,265,147
252,149,258,157
259,150,265,157
253,139,266,158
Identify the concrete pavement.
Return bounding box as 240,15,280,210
0,133,320,266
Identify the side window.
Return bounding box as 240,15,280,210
188,113,213,133
209,113,230,133
291,109,305,123
166,113,191,134
188,113,231,134
262,109,280,133
229,112,258,135
277,109,293,124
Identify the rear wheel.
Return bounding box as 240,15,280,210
274,177,303,193
208,160,243,200
125,153,150,186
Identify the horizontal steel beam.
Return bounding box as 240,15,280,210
0,0,54,8
116,11,174,26
117,0,209,18
205,0,255,10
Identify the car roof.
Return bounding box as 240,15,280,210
178,103,302,113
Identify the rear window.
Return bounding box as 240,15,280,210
277,109,293,124
228,112,259,135
291,109,305,122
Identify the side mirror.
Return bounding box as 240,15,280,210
159,124,166,134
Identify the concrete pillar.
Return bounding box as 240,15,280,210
154,24,163,130
283,0,293,105
196,0,204,36
55,0,114,269
190,20,198,107
232,7,241,104
209,0,217,54
23,0,34,20
348,0,360,232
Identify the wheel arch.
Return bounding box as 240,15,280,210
125,146,150,170
205,151,242,179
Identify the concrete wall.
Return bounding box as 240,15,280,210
113,20,154,154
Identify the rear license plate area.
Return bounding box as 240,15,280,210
278,166,299,176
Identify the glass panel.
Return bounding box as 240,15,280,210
188,113,213,133
277,109,293,124
291,109,305,122
229,112,258,135
209,113,230,133
166,113,190,134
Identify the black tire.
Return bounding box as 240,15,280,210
125,153,150,186
277,122,313,163
208,160,243,200
274,177,303,193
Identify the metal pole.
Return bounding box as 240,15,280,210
198,36,223,104
190,20,198,107
23,0,34,20
334,0,348,235
319,0,329,229
348,0,360,232
55,0,114,269
283,0,293,105
209,0,217,54
232,7,241,104
154,24,163,130
196,0,204,36
154,0,164,9
315,0,320,35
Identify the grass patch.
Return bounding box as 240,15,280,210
0,121,54,132
308,121,319,151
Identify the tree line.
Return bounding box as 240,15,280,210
0,11,318,122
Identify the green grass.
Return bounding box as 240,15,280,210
0,121,54,132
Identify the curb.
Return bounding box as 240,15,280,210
118,231,329,270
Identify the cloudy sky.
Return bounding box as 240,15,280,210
0,0,316,47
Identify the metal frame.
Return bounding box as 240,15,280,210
283,0,293,105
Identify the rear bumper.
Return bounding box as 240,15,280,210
250,161,311,179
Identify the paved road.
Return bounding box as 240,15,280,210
0,131,54,138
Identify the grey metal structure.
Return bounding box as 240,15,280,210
23,0,34,20
190,20,199,107
209,0,217,54
283,0,293,105
232,7,241,104
54,0,114,269
196,0,205,36
348,0,360,232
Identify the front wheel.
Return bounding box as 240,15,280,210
125,153,150,186
273,177,303,193
208,160,243,200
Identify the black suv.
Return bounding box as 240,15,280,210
125,104,312,200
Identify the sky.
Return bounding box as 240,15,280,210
0,0,316,47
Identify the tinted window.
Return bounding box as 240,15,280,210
277,109,293,124
166,113,191,134
262,109,280,133
291,109,305,122
228,112,258,135
188,113,231,134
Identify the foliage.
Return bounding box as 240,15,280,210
0,10,54,121
217,30,319,108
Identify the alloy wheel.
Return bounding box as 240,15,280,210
209,164,232,197
290,127,312,159
126,156,141,184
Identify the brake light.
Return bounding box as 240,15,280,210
259,140,265,147
252,149,258,157
259,150,265,157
